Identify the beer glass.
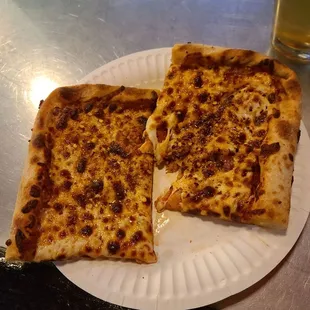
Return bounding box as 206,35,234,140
272,0,310,61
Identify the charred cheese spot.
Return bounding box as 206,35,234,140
107,241,120,254
76,158,87,173
191,186,216,202
111,201,123,214
251,209,266,215
32,134,45,148
137,116,148,127
73,194,87,208
81,225,93,236
116,229,126,239
223,206,231,217
131,231,143,244
62,180,72,191
53,203,64,214
113,182,125,200
273,108,281,118
267,93,276,103
15,229,26,253
198,92,209,103
289,153,294,162
25,214,36,229
90,179,104,194
22,200,39,214
29,185,41,198
109,142,128,158
261,143,280,157
84,103,94,113
60,169,71,178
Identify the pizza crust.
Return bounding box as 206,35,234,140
6,84,158,263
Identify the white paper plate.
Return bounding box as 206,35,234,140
56,48,310,310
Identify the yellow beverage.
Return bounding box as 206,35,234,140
273,0,310,58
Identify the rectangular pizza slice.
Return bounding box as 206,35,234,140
6,84,158,263
146,43,301,229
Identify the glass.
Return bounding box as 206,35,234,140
272,0,310,61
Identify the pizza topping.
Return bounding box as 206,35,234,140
193,74,203,88
261,142,280,157
84,103,94,113
273,108,280,118
109,103,117,113
15,229,26,253
85,142,96,151
52,107,61,116
203,168,215,178
94,108,104,119
73,193,87,208
90,179,104,194
60,169,71,178
32,134,45,148
258,58,274,74
21,200,38,214
223,206,231,217
67,214,78,226
254,111,267,126
76,158,87,173
107,241,120,254
198,92,209,103
80,225,93,236
25,214,36,229
111,201,123,214
109,142,128,158
191,186,216,202
251,161,261,196
56,108,72,130
29,185,41,197
5,239,12,246
62,180,73,191
250,209,266,215
267,93,276,103
82,212,94,221
176,110,187,122
113,182,125,200
116,229,126,239
53,203,64,214
131,230,143,244
137,116,148,127
289,153,294,162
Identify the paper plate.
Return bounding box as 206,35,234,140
55,48,310,310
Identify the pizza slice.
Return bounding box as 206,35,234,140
146,43,301,229
6,84,158,263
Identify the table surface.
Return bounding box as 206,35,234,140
0,0,310,309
